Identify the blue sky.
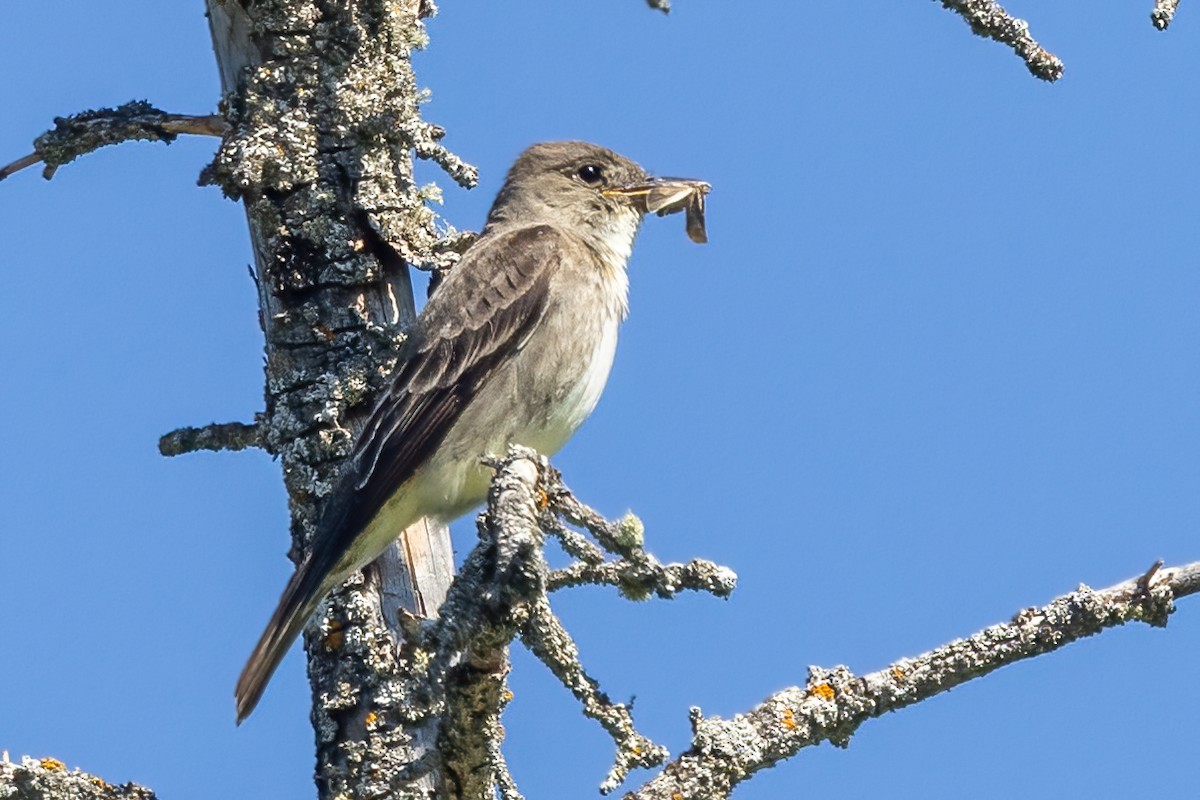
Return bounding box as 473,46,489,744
2,3,1197,798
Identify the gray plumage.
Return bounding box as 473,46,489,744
235,141,708,722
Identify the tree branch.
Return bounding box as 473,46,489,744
428,448,734,797
937,0,1065,81
0,755,155,800
0,101,226,181
1152,0,1183,29
430,451,547,800
521,597,669,793
626,559,1200,800
158,418,266,456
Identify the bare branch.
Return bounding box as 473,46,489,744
158,418,266,456
627,559,1200,800
0,754,156,800
522,597,669,793
646,0,671,13
1152,0,1183,29
0,101,226,182
937,0,1065,81
0,153,42,180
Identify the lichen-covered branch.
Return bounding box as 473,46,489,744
158,418,266,456
627,559,1200,800
521,597,669,793
537,468,736,601
547,556,736,599
937,0,1065,81
430,451,547,800
1152,0,1183,29
0,755,155,800
0,101,225,181
427,448,734,798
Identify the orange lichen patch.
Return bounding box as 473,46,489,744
89,777,109,789
672,794,684,800
39,758,66,772
365,711,378,727
809,683,835,701
781,708,798,730
323,621,345,651
536,487,550,509
502,690,514,702
891,666,906,681
350,238,366,253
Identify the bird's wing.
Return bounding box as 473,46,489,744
234,225,564,723
335,223,564,543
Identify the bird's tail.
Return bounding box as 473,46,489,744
235,553,327,723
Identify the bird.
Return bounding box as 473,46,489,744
235,140,709,722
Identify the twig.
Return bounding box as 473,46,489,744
0,101,227,182
522,597,669,793
407,120,479,189
627,559,1200,800
937,0,1065,81
1,152,42,180
539,469,736,600
547,557,736,600
543,516,607,565
1152,0,1183,29
543,470,648,559
526,464,734,789
158,418,265,456
645,0,671,13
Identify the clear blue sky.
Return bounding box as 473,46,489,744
2,3,1197,798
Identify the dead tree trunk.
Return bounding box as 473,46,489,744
204,2,470,797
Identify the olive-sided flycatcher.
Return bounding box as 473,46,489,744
236,141,709,721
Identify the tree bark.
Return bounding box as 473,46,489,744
203,2,466,797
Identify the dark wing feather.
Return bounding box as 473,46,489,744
321,223,563,563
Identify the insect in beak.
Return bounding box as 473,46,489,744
604,177,712,244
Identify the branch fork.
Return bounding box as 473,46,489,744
420,447,736,797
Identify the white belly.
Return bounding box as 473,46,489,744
416,313,621,521
527,316,619,453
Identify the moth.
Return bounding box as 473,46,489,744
623,178,712,243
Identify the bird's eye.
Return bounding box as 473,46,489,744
576,164,604,185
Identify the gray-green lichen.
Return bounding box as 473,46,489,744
205,2,475,798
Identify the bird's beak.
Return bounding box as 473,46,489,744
604,177,711,244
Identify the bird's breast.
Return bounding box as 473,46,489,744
527,313,620,447
421,288,624,520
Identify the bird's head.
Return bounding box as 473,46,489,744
485,141,709,260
